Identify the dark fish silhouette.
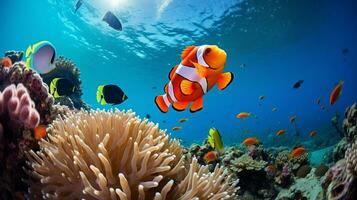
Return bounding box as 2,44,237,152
145,114,151,119
103,11,122,31
75,0,83,13
293,80,304,89
96,84,128,105
342,48,349,55
50,78,76,98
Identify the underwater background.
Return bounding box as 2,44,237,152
1,0,357,146
1,1,357,200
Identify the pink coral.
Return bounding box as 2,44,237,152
0,84,40,134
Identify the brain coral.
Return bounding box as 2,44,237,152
27,110,237,200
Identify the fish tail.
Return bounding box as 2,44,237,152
155,94,170,113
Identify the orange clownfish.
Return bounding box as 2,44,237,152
330,80,344,105
155,45,233,113
276,129,286,136
1,57,12,68
242,137,259,146
290,147,306,158
34,125,47,140
203,151,217,164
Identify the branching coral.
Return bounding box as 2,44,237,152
27,110,237,199
41,56,89,110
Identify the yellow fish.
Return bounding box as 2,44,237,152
207,127,224,152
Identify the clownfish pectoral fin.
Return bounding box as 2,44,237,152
192,61,211,78
164,83,168,93
190,97,203,113
217,72,234,90
173,101,190,111
169,65,178,80
155,95,170,113
181,46,196,59
180,80,195,95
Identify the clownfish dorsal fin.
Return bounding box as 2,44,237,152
181,46,196,59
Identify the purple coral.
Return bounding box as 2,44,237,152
0,84,40,133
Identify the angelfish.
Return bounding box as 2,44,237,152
25,41,56,74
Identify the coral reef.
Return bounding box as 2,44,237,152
296,165,311,178
315,164,329,177
0,84,40,132
27,110,237,199
0,60,57,199
332,138,348,162
322,141,357,200
343,102,357,143
276,169,324,200
346,140,357,176
0,62,54,125
4,50,23,63
0,84,41,199
230,154,267,173
41,56,90,110
275,149,309,172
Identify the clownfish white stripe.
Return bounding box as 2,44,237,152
196,45,209,68
176,64,208,93
168,81,177,102
162,94,171,107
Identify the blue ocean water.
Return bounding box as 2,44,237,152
1,0,356,147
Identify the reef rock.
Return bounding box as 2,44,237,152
276,169,324,200
4,50,23,63
41,56,90,110
322,140,357,200
0,60,56,199
343,102,357,143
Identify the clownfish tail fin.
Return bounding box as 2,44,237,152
155,95,170,113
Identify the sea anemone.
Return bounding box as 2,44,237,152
27,109,237,199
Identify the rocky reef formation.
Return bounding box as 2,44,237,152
27,110,238,199
4,50,24,63
0,60,57,199
321,102,357,200
41,56,90,110
0,62,54,125
276,169,324,200
343,102,357,143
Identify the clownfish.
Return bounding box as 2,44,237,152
155,45,233,113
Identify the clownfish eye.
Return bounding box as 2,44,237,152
205,48,212,55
